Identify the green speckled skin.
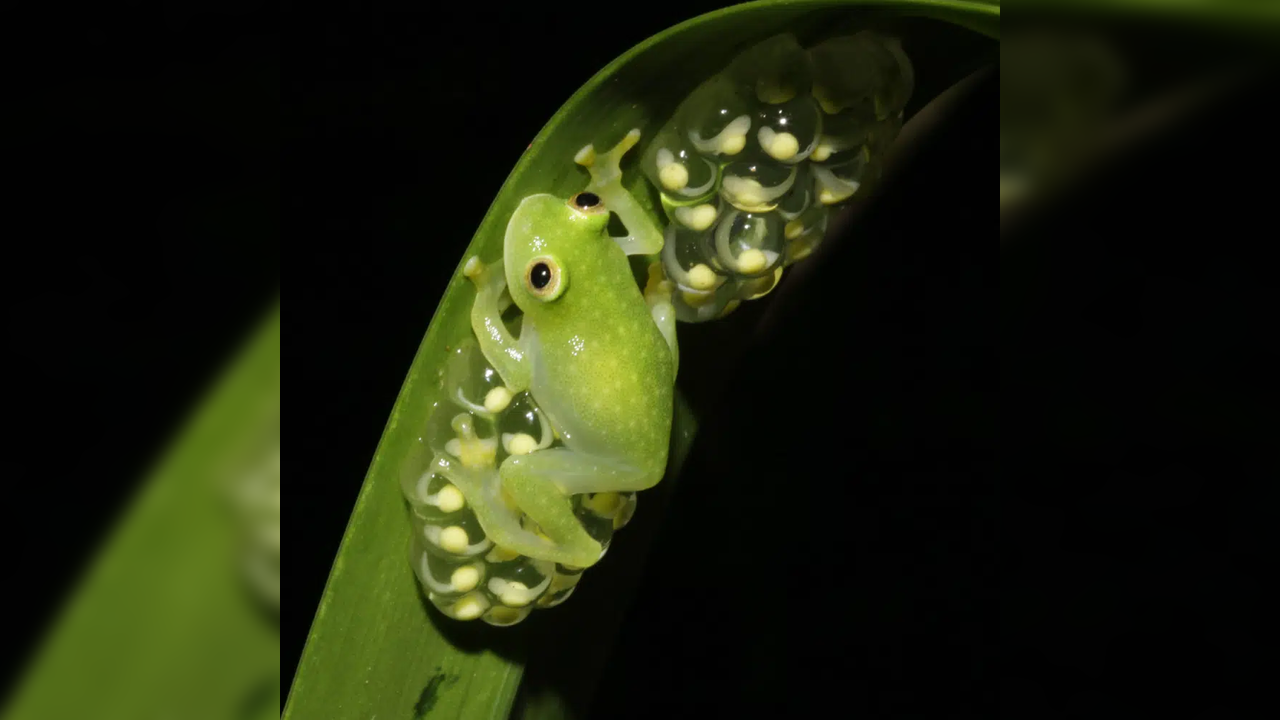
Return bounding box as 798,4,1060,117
464,190,675,568
504,194,673,466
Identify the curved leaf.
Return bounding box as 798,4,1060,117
2,303,280,720
284,3,998,719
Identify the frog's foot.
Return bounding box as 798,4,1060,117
463,256,509,323
428,450,551,562
463,255,502,289
492,460,604,568
464,257,517,313
497,445,664,568
443,412,498,473
573,129,665,257
642,260,674,307
431,411,593,567
574,128,639,187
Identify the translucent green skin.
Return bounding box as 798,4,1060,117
461,145,677,569
502,195,674,469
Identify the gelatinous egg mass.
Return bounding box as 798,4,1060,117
405,30,916,627
723,33,813,105
720,160,796,213
678,76,756,159
641,30,913,321
808,31,914,121
704,210,784,278
401,339,643,626
641,126,719,199
755,98,822,163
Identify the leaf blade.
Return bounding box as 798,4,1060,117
285,3,998,718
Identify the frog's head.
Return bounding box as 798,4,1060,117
502,191,615,316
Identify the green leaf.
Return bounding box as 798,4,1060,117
2,302,280,720
285,3,997,719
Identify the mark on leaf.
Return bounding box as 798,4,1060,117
413,667,460,718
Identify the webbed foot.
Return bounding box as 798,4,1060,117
573,130,665,257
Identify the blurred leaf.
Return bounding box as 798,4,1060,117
1,301,280,720
284,2,997,719
1008,0,1279,42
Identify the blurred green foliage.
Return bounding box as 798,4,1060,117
1,302,280,720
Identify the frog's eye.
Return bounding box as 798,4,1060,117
569,192,606,213
524,255,566,301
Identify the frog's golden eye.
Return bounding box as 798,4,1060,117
525,255,566,301
569,192,606,213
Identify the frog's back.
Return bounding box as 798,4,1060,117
528,249,674,463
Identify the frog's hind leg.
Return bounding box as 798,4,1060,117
499,448,664,567
429,453,552,559
496,449,604,568
574,129,665,257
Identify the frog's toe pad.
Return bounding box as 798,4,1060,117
611,128,642,156
573,144,597,167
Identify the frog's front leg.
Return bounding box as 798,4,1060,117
464,256,530,392
499,448,663,567
574,129,665,257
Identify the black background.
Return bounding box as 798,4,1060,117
3,4,1274,718
587,65,997,717
4,11,278,700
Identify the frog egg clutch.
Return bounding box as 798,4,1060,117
402,341,638,627
640,31,914,322
401,30,913,629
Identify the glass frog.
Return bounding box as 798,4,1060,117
451,129,678,569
